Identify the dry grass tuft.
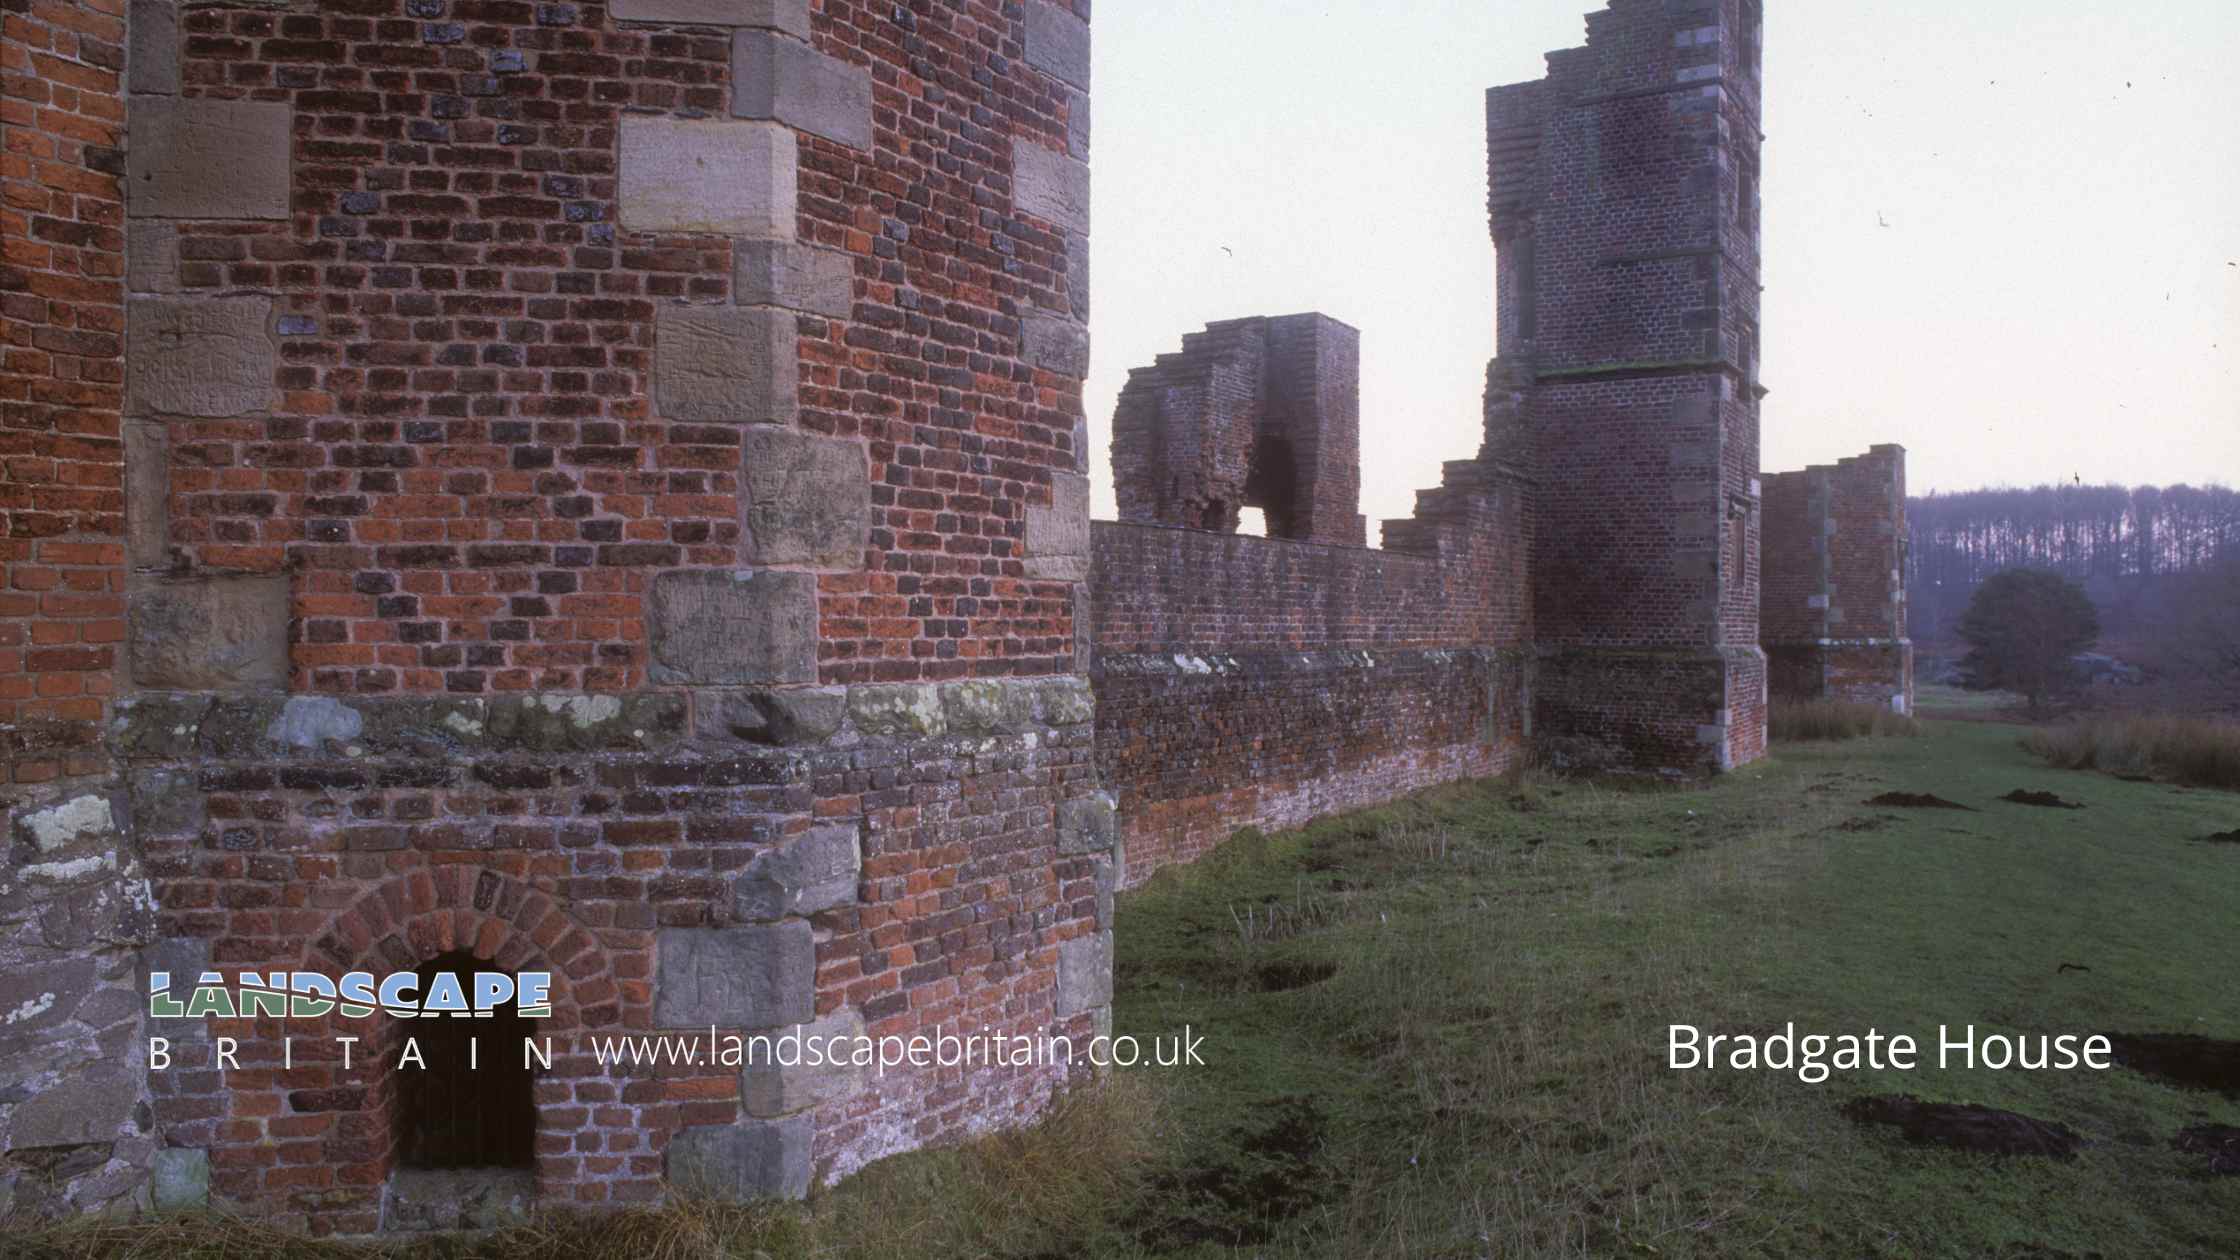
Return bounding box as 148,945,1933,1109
2023,714,2240,790
1769,699,1922,742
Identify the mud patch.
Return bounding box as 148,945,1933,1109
1833,815,1897,834
2104,1033,2240,1095
1863,792,1976,811
1135,1097,1326,1249
2174,1124,2240,1175
2196,829,2240,845
2001,789,2086,809
1841,1095,2081,1159
1255,960,1338,993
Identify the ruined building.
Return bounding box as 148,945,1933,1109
1760,446,1915,711
4,0,1107,1230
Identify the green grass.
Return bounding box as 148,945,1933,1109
18,724,2240,1258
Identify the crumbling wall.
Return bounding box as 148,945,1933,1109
1762,446,1913,710
1110,314,1366,546
3,0,1108,1230
1092,435,1532,881
1488,0,1769,774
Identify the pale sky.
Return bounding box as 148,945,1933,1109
1084,1,2240,532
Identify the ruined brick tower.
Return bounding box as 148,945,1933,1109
2,0,1109,1230
1487,0,1769,772
1762,445,1915,711
1110,314,1366,545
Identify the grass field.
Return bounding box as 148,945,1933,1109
19,722,2240,1259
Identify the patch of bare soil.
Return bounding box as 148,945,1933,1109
2174,1125,2240,1175
1254,960,1337,993
2001,789,2086,809
1841,1095,2081,1159
1134,1097,1326,1250
1863,792,1977,811
2196,829,2240,845
2104,1033,2240,1096
1833,815,1897,834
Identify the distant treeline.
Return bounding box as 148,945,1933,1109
1907,483,2240,645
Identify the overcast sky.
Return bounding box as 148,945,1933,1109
1083,1,2240,532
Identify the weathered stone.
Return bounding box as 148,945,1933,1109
647,571,819,686
846,684,943,738
1023,472,1090,581
128,769,204,838
654,304,797,426
126,98,290,220
150,1149,210,1213
733,239,853,319
263,696,363,751
732,30,873,150
740,1008,865,1118
127,576,289,690
354,697,493,756
1038,676,1094,727
698,688,845,747
666,1115,813,1202
1055,930,1112,1017
485,693,687,753
109,694,210,760
1095,852,1121,929
1023,1,1090,90
126,298,278,418
618,117,795,238
383,1168,532,1231
126,222,179,294
739,428,869,567
1022,310,1089,378
1012,141,1089,236
610,0,807,34
129,0,181,95
732,825,859,921
655,923,815,1028
0,958,95,1045
7,1063,138,1147
938,680,1009,735
1056,791,1116,855
12,792,118,857
123,423,169,568
1066,87,1090,161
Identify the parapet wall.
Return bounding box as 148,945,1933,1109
1762,445,1914,710
1090,458,1532,881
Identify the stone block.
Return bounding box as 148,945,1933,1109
938,680,1010,735
733,239,853,318
1013,141,1089,235
618,116,795,237
127,222,178,294
383,1168,533,1231
732,30,873,150
129,768,205,838
647,570,818,686
1023,471,1090,581
126,297,278,418
263,695,364,751
699,687,845,746
1022,310,1088,377
740,428,869,567
611,0,807,35
1056,791,1116,855
1037,675,1094,726
667,1115,813,1202
130,0,181,95
846,683,944,737
655,304,797,425
0,958,95,1044
1095,852,1121,929
124,422,169,568
655,923,815,1028
109,693,211,760
732,824,859,921
126,98,290,220
734,820,855,919
1023,2,1090,90
128,575,290,691
150,1149,209,1213
485,693,687,753
741,1008,865,1118
1055,930,1111,1017
7,1061,137,1147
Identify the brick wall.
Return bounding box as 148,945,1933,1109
3,0,1110,1232
1090,454,1533,881
1762,444,1914,710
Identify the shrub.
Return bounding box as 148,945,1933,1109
2022,716,2240,790
1769,700,1922,742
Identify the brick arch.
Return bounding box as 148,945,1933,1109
300,866,623,1030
